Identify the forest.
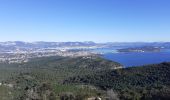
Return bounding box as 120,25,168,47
65,62,170,100
0,56,170,100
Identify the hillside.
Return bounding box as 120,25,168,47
0,56,122,100
1,55,170,100
64,62,170,100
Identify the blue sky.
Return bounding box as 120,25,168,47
0,0,170,42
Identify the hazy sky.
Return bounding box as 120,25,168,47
0,0,170,42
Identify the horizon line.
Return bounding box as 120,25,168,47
0,41,170,43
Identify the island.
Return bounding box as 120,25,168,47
117,46,161,53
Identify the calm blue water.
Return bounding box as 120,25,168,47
94,48,170,67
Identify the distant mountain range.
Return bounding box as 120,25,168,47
0,41,98,52
0,41,170,47
0,41,170,52
0,41,96,48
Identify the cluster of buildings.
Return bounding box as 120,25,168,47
0,48,95,63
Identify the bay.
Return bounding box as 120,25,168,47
93,48,170,67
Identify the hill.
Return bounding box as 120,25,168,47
0,56,122,100
64,62,170,100
1,55,170,100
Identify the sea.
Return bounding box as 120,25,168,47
92,48,170,67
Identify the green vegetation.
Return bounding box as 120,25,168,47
54,84,103,100
65,62,170,100
0,85,14,100
0,56,170,100
0,56,121,100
